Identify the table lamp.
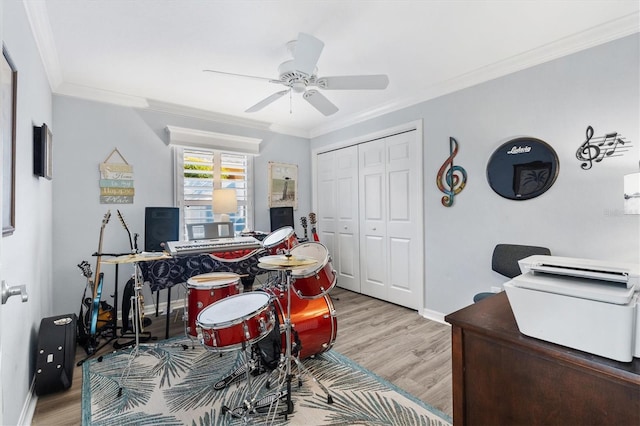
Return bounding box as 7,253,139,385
212,188,237,222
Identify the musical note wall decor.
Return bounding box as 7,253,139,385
576,125,633,170
437,137,467,207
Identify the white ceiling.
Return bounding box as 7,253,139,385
24,0,639,138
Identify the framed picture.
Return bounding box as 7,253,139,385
268,162,298,209
2,46,17,236
33,123,53,180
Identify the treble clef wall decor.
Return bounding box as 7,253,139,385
576,125,632,170
436,137,467,207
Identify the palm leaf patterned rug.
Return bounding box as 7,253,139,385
82,338,452,425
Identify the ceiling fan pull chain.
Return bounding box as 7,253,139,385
289,89,293,114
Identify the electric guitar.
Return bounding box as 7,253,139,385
308,212,320,242
117,209,135,253
89,210,111,336
300,216,308,240
78,260,113,345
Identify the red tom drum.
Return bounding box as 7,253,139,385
290,242,337,299
185,272,241,337
262,226,298,255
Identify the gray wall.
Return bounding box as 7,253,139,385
311,34,640,317
1,1,54,424
52,97,311,317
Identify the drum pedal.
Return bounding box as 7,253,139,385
253,389,290,414
214,364,253,390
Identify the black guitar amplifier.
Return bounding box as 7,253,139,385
34,314,78,395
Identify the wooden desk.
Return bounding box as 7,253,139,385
445,292,640,425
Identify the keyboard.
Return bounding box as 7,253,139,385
165,236,262,256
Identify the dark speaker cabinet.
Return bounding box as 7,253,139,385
144,207,179,252
270,207,294,231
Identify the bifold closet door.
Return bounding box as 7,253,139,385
317,146,360,293
359,131,422,309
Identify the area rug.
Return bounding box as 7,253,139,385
82,337,452,425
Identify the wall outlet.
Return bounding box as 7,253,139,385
491,286,502,293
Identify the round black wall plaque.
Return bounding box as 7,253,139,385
486,137,559,200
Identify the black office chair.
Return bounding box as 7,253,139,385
473,243,551,303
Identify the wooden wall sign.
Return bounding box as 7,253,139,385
99,148,134,204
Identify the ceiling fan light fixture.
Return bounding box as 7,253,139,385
291,81,306,93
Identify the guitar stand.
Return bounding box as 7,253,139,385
76,252,129,366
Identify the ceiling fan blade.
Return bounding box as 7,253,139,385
315,75,389,90
303,90,338,116
245,90,289,113
204,69,281,84
292,33,324,76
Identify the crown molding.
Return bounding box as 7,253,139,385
22,0,63,90
55,82,150,108
308,12,640,139
146,100,273,132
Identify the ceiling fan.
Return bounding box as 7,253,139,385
204,33,389,116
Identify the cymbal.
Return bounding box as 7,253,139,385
258,254,318,268
102,253,171,264
257,262,312,271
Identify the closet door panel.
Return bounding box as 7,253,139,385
338,233,356,278
318,146,360,292
359,139,388,299
362,234,386,299
317,151,337,246
389,237,411,291
335,146,360,292
385,131,422,309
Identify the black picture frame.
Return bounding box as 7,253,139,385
2,46,17,236
33,123,53,180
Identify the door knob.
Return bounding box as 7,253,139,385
1,280,28,304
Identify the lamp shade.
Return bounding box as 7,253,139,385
624,172,640,215
212,188,237,222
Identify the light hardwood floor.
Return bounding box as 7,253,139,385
31,286,452,425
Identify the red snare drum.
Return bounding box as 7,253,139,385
290,242,337,299
185,273,241,337
264,286,337,360
262,226,298,255
197,292,275,351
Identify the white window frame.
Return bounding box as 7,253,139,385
173,146,254,238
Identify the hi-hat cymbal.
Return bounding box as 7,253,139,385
258,254,318,268
102,253,170,264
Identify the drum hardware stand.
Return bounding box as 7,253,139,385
261,255,334,420
116,261,163,398
115,262,155,351
221,341,291,423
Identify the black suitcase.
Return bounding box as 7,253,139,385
34,313,78,395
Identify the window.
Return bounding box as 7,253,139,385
174,147,252,237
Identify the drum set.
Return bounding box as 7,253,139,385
183,226,338,422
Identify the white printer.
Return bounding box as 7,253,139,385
504,255,640,362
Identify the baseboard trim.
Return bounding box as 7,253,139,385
420,308,449,325
21,378,37,425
